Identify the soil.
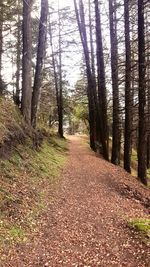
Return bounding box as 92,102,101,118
1,136,150,267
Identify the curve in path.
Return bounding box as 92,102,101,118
4,136,150,267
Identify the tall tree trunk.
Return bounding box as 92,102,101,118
0,0,3,95
58,3,64,138
147,77,150,168
124,0,132,173
48,18,60,136
108,0,120,165
74,0,97,151
94,0,109,160
89,0,95,80
146,8,150,169
138,0,147,185
89,0,101,147
14,8,21,107
21,0,33,123
31,0,48,128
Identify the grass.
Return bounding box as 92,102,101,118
0,98,68,257
129,218,150,239
0,221,27,245
0,134,68,247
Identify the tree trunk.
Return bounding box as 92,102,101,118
21,0,33,124
0,1,3,95
146,8,150,169
31,0,48,128
14,8,21,107
89,0,101,147
48,18,60,136
74,0,97,151
58,3,64,138
89,0,95,81
147,68,150,168
94,0,109,160
124,0,132,173
138,0,147,185
108,0,120,165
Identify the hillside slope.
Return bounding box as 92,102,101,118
0,99,68,263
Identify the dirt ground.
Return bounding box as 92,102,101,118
1,136,150,267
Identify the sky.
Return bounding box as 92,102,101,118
2,0,113,92
3,0,81,91
48,0,82,88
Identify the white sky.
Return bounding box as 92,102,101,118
3,0,81,91
3,0,114,92
48,0,82,88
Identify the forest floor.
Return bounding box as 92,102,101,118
1,136,150,267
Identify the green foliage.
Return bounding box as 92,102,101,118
0,222,26,245
129,218,150,238
8,226,26,242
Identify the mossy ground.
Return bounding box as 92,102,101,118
0,134,68,249
129,218,150,240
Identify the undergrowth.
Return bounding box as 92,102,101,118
0,98,23,143
0,134,68,249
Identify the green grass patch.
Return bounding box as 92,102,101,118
0,221,27,245
0,134,68,249
129,218,150,238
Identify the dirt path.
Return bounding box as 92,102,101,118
2,136,150,267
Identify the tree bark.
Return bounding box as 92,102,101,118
146,7,150,169
31,0,48,128
21,0,33,123
108,0,120,165
74,0,97,151
138,0,147,185
58,3,64,138
0,0,3,95
48,18,60,136
124,0,132,173
94,0,109,160
14,8,21,107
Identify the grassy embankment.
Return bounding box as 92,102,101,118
0,98,68,253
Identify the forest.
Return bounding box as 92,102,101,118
0,0,150,184
0,0,150,266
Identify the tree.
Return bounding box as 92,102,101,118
94,0,109,160
31,0,48,128
0,0,4,95
21,0,33,123
74,0,97,151
108,0,120,165
14,1,22,107
124,0,132,173
137,0,147,185
48,15,60,135
57,3,64,137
